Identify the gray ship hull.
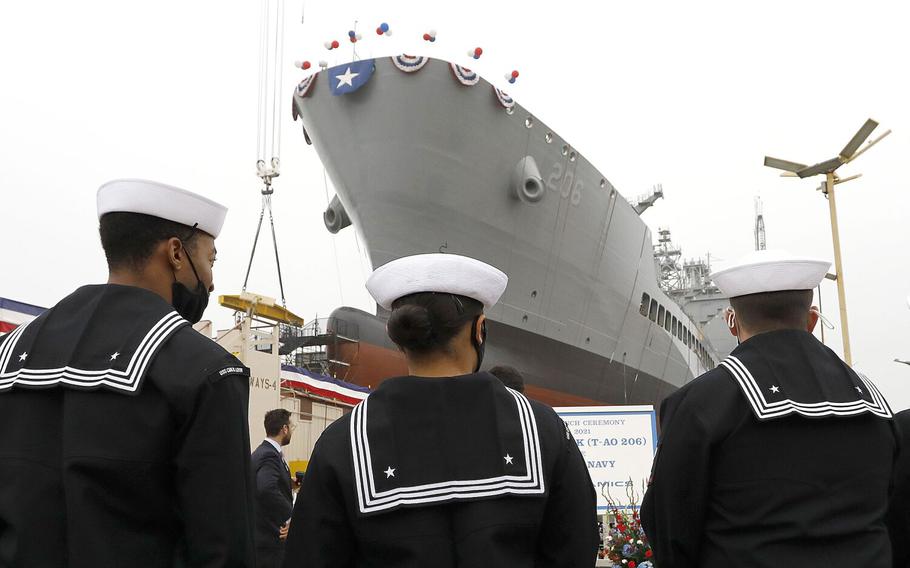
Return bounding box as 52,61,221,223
294,57,733,407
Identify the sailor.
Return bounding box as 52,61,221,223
887,408,910,566
283,253,599,567
0,179,256,566
641,249,898,568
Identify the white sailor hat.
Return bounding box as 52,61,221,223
97,179,228,238
366,253,508,310
711,250,831,298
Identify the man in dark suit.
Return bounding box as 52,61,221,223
252,408,295,568
887,408,910,567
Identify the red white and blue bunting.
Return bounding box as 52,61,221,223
280,364,369,407
493,87,515,110
391,54,429,73
450,63,479,86
295,73,317,98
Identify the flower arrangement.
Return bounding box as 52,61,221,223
599,482,655,568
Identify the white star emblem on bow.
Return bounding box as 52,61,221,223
18,352,28,362
769,385,780,394
110,352,120,361
335,67,360,88
504,454,514,465
384,466,395,478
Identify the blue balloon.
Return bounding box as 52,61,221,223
473,54,479,59
429,36,436,42
509,77,516,84
380,22,389,32
348,30,356,37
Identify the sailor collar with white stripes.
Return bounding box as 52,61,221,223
349,373,546,516
719,329,892,421
0,284,189,395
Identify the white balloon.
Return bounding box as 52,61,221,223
324,41,331,49
356,33,362,40
318,60,328,68
467,50,474,57
429,29,437,37
294,60,303,68
384,29,392,36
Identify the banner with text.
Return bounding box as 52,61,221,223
554,405,657,511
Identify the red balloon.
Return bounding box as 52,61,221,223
349,36,357,43
423,33,431,41
302,61,312,70
331,40,339,49
376,27,383,35
474,47,483,56
511,70,519,78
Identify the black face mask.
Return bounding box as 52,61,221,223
172,249,209,324
471,316,487,373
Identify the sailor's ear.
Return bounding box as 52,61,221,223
475,314,487,345
724,308,738,338
165,237,184,270
807,306,820,333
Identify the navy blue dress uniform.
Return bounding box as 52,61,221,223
283,372,598,567
0,180,256,567
252,440,294,567
283,253,599,567
641,250,898,568
887,409,910,567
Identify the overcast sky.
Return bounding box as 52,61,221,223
3,0,909,408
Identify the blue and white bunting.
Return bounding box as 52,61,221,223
295,73,317,98
392,55,429,73
493,87,515,110
450,63,480,86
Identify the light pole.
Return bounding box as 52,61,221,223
764,119,890,366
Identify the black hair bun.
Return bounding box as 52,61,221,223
387,304,435,351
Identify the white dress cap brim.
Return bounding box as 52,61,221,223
97,179,228,238
366,253,508,310
710,249,831,298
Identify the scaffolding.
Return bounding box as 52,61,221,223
279,317,360,379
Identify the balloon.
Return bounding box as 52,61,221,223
350,36,357,43
384,29,392,36
376,27,383,35
331,40,339,49
474,47,483,56
467,50,474,57
356,33,362,40
429,29,437,37
423,33,431,41
302,61,311,70
324,41,332,49
380,22,389,32
318,60,328,68
509,77,516,84
511,70,519,78
429,36,435,42
348,30,356,38
473,54,479,59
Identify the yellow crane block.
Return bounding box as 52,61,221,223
219,292,305,326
